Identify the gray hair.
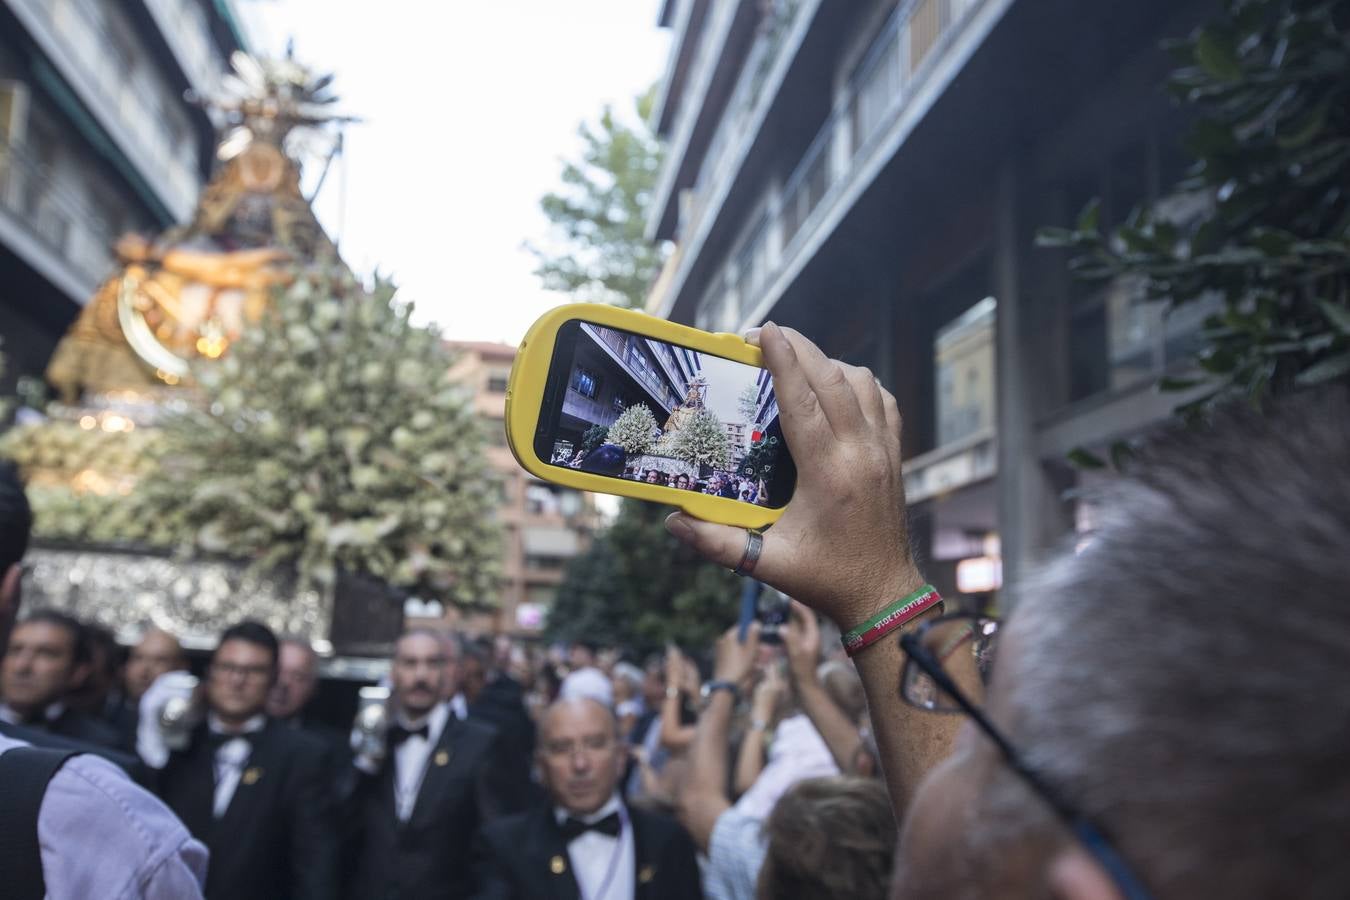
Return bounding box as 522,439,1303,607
989,391,1350,898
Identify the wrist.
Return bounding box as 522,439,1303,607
834,564,927,635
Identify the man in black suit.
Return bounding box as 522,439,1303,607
269,636,349,779
0,609,122,748
345,627,524,900
142,620,339,899
473,697,702,900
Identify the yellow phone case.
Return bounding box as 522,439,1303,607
504,303,785,530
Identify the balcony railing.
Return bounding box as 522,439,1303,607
697,0,990,331
679,0,804,245
0,138,115,290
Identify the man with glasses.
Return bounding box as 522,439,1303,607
667,322,1348,899
140,620,339,899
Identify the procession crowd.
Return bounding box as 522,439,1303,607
0,322,1345,900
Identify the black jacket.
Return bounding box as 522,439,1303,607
471,803,702,900
39,706,123,749
344,713,526,900
154,719,340,900
0,719,146,782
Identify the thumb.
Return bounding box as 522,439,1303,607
665,513,754,571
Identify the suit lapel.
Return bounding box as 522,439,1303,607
629,808,661,900
215,721,277,834
174,732,218,841
533,807,582,900
405,713,462,826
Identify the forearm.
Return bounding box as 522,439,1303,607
843,572,961,820
796,677,863,773
659,694,693,751
688,692,734,798
733,725,765,796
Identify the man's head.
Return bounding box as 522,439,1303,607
1,610,87,718
438,631,463,702
568,641,597,671
267,637,319,719
206,621,278,726
896,395,1350,900
460,639,490,704
537,697,624,816
758,776,897,900
640,655,666,708
66,622,120,713
391,629,446,719
124,628,186,702
0,462,32,655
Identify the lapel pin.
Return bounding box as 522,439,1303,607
242,767,263,785
639,865,655,884
434,749,451,767
549,855,567,875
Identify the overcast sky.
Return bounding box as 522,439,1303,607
236,0,670,346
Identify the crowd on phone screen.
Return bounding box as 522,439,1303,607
1,319,1348,900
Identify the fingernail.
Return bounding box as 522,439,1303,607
665,513,693,541
743,327,762,345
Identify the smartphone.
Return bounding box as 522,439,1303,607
506,304,795,529
757,587,792,645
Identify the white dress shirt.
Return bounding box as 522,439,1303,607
393,701,450,821
449,692,469,721
207,712,265,819
0,701,64,725
556,794,634,900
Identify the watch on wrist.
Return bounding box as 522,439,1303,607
700,680,740,703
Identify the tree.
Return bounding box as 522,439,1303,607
581,423,610,454
607,403,658,455
738,381,761,425
133,266,502,601
667,408,731,469
739,434,782,483
546,498,741,654
529,87,668,309
1038,0,1350,413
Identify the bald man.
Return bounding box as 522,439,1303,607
124,629,186,705
472,698,701,899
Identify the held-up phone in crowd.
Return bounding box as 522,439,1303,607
505,304,795,529
756,587,792,645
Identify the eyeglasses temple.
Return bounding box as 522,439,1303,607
901,631,1156,900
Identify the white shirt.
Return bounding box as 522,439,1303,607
449,692,468,721
555,794,634,900
393,701,450,821
0,701,64,725
207,713,265,819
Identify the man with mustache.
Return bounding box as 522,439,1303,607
345,628,523,900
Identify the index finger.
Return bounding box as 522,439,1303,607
757,322,828,456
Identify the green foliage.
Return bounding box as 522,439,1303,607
738,434,781,482
545,499,740,654
737,382,760,425
581,423,610,455
666,408,731,469
529,87,668,309
607,403,657,455
1036,0,1350,410
135,267,502,601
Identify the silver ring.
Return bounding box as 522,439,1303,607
733,530,763,577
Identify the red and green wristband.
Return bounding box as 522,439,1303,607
840,584,943,657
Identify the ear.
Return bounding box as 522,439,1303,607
1047,847,1127,900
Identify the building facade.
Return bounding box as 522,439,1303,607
647,0,1212,600
445,341,596,635
0,0,247,391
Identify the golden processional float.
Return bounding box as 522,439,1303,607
10,54,400,660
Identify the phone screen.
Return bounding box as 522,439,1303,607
533,320,795,509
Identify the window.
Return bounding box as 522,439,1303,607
570,366,602,400
487,373,510,394
525,554,567,571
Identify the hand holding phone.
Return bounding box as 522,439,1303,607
505,304,795,529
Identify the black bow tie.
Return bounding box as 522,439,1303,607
560,811,622,843
388,723,430,747
207,730,256,752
